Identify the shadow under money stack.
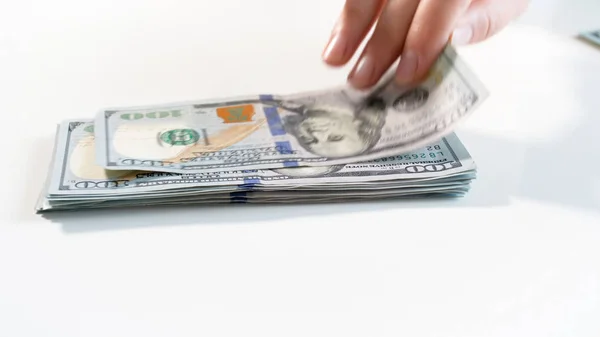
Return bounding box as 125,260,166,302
36,46,487,213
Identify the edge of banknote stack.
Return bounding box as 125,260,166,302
35,45,488,213
579,29,600,48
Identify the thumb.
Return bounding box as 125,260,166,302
450,0,528,45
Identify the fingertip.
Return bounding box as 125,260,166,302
323,0,386,68
394,50,419,85
322,56,348,68
322,34,349,66
347,53,383,90
450,26,473,46
322,57,347,68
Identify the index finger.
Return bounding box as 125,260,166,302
322,0,386,67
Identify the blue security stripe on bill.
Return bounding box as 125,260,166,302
259,95,301,167
283,161,299,167
275,141,293,154
283,161,300,167
275,141,299,167
243,178,260,185
230,191,248,203
240,178,260,189
260,95,287,136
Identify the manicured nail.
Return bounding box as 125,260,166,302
348,54,376,88
323,34,347,64
396,50,418,84
451,27,473,46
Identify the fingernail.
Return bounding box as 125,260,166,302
396,50,418,84
323,33,347,64
348,54,376,88
451,27,473,46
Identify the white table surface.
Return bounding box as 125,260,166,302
1,1,600,336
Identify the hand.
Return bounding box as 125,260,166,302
322,0,529,89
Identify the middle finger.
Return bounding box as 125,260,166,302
348,0,421,89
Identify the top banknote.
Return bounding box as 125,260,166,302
95,45,488,173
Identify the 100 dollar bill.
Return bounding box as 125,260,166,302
95,45,487,173
45,120,476,199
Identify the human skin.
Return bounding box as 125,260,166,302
322,0,530,89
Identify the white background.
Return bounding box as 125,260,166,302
518,0,598,34
1,1,599,336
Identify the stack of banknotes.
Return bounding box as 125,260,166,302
36,46,488,212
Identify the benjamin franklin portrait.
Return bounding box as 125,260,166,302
268,93,388,159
